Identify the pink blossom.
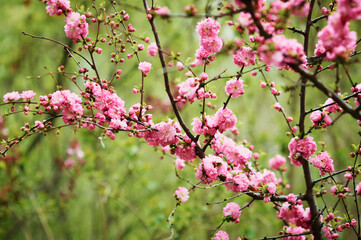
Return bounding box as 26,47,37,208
20,90,36,100
3,91,20,103
324,98,342,113
46,0,71,16
278,202,311,229
192,115,217,136
225,172,250,193
258,35,307,69
174,186,189,203
35,120,45,129
64,12,89,42
288,0,310,17
315,13,356,60
267,182,277,194
195,155,227,184
225,78,245,98
156,6,171,16
223,202,241,223
344,171,353,180
356,181,361,196
310,110,332,128
288,136,317,166
144,120,179,147
274,102,282,111
283,226,306,240
212,133,252,167
269,154,286,170
215,108,237,133
109,119,127,130
138,61,152,74
200,37,223,54
213,230,229,240
323,225,339,239
177,77,200,103
338,0,361,21
330,185,338,195
310,151,335,176
176,61,184,71
321,8,330,15
175,141,197,162
106,130,116,140
64,158,74,167
233,46,256,67
49,90,84,124
286,194,297,204
147,43,158,56
175,158,185,170
249,169,278,189
196,18,221,38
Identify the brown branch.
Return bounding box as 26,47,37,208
141,0,204,159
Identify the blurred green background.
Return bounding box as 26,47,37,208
1,0,361,239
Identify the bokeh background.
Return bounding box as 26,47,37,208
1,0,361,239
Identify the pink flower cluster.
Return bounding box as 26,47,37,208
192,108,237,135
213,230,229,240
174,186,189,203
269,154,286,170
193,18,222,66
223,202,241,223
138,61,152,74
323,98,342,113
278,201,311,229
310,151,335,176
225,78,245,98
143,120,180,147
258,35,307,69
40,90,84,124
356,181,361,196
195,155,228,184
46,0,71,16
282,226,306,240
288,136,317,166
338,0,361,21
233,46,256,67
310,110,332,128
3,90,36,103
64,11,89,42
84,81,128,131
213,133,252,166
315,11,357,60
147,43,158,57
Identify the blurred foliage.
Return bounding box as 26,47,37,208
1,0,361,239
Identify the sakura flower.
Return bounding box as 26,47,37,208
356,181,361,196
196,18,221,38
46,0,71,16
214,107,237,133
138,61,152,74
64,12,88,41
233,46,256,67
310,110,332,128
288,136,317,166
310,151,335,176
147,42,158,56
225,78,245,98
20,90,36,100
174,186,189,203
223,202,241,223
3,91,20,103
174,158,185,170
213,230,229,240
